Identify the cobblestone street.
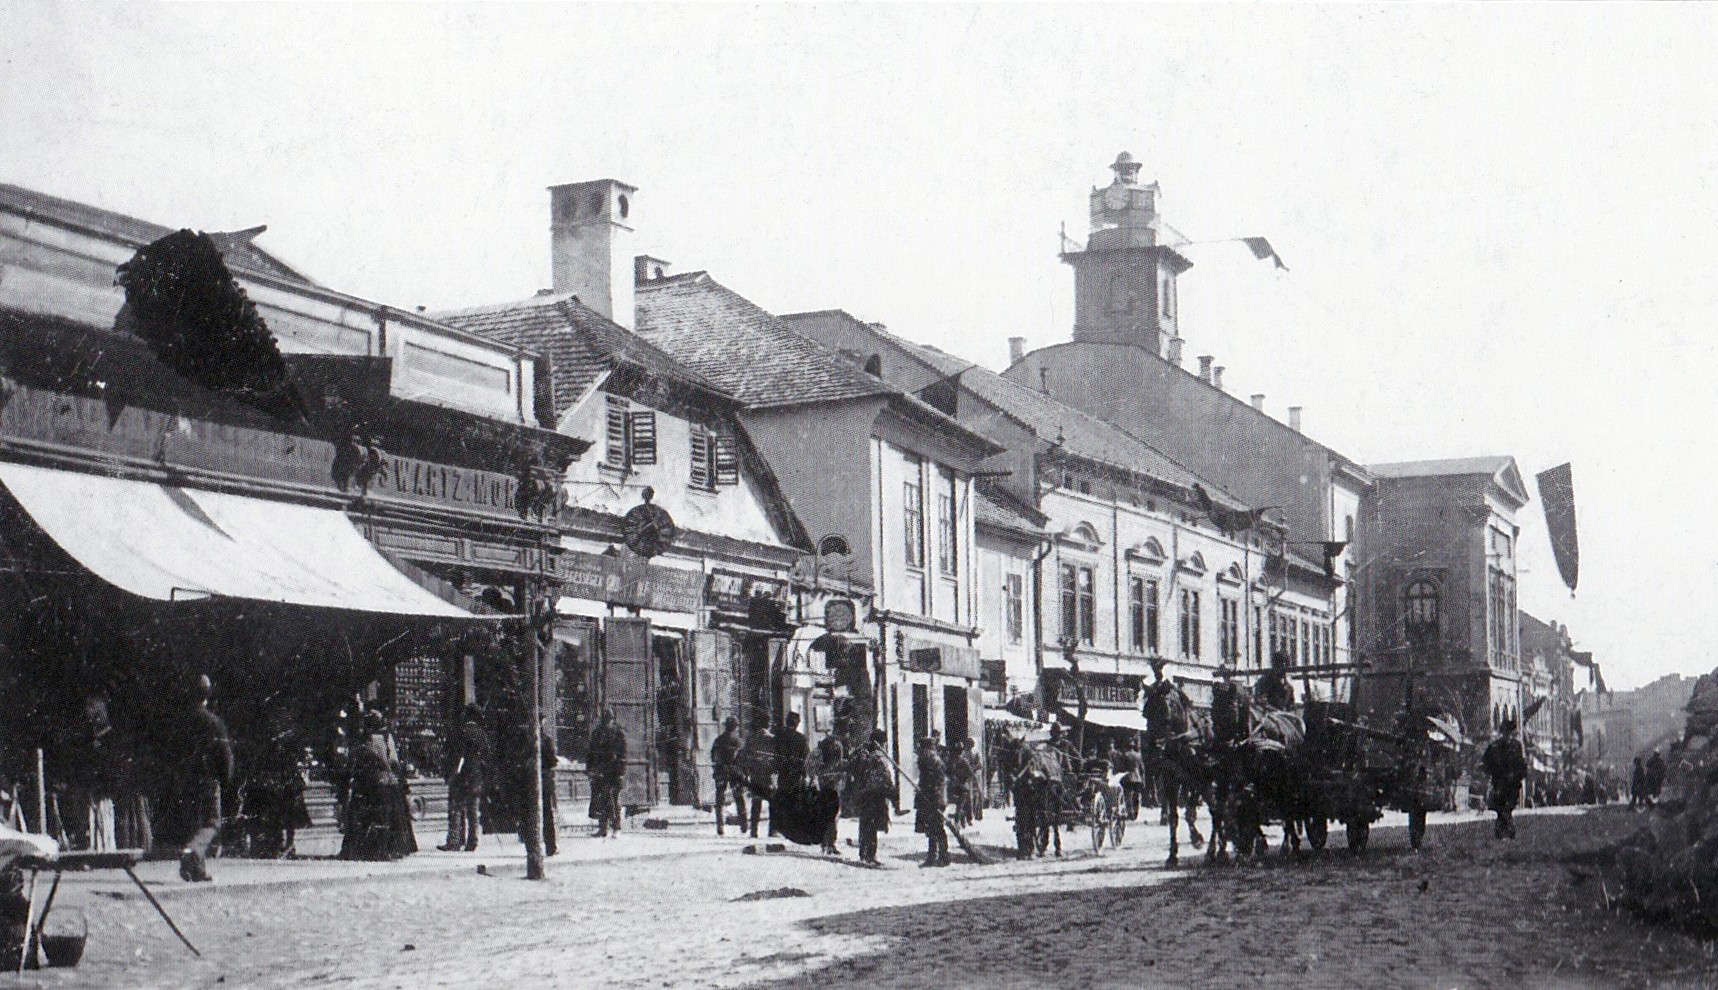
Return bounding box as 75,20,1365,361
5,806,1708,990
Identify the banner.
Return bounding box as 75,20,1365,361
1535,463,1580,593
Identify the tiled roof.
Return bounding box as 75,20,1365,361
0,183,314,285
1368,456,1517,479
975,483,1049,535
634,274,895,409
436,292,728,417
827,320,1253,512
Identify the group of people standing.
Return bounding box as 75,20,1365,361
709,716,984,868
1629,750,1667,809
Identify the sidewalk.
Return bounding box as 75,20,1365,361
45,803,742,902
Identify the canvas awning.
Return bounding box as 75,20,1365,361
0,461,472,617
1059,704,1150,732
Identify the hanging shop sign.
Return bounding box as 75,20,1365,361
705,568,791,615
1047,672,1143,710
558,549,704,613
902,639,982,680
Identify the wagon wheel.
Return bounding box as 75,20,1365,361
1304,814,1329,851
1085,787,1110,854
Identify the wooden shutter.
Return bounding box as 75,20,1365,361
689,427,711,491
713,431,739,487
689,629,736,807
628,410,657,465
599,617,658,809
605,398,630,468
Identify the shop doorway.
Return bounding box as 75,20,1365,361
911,683,930,746
653,633,696,806
943,685,969,749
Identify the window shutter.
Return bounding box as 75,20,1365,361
689,428,711,491
605,398,630,468
628,411,657,465
713,431,739,486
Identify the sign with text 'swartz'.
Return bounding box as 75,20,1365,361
0,380,523,519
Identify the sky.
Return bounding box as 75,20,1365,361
5,3,1716,690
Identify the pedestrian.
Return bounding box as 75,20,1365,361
1629,756,1646,809
1115,736,1146,820
915,737,950,867
810,730,846,854
946,737,974,830
1645,750,1666,805
774,712,809,794
1481,717,1528,840
710,717,746,836
741,726,775,838
586,708,627,838
179,674,233,883
540,720,559,857
439,706,489,851
846,729,895,866
339,710,417,861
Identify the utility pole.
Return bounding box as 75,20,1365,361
522,589,548,881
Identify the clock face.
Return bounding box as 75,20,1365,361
1103,185,1130,212
623,503,677,559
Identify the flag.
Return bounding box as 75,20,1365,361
1321,541,1347,580
1522,696,1547,725
1536,463,1580,594
1241,237,1288,271
1192,482,1270,535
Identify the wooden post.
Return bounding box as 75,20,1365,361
34,748,46,835
523,592,547,881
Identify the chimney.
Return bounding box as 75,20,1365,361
634,254,671,284
1008,336,1026,365
1212,366,1225,390
1038,367,1050,395
1197,355,1213,382
1288,406,1303,432
1166,338,1183,366
1250,393,1265,412
549,179,638,328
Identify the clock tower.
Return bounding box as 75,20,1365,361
1061,152,1192,359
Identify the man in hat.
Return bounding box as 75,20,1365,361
439,705,490,851
810,730,847,854
586,708,627,838
180,674,233,883
710,716,746,836
915,736,950,867
847,729,895,866
1255,650,1296,713
1482,717,1528,839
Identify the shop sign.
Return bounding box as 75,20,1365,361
1049,674,1141,709
903,640,981,680
558,550,703,612
705,568,790,614
0,381,529,520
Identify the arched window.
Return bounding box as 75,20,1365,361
1403,579,1439,643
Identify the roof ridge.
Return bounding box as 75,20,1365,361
882,330,1255,509
430,292,577,319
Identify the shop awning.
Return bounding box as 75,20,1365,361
0,462,471,617
1059,704,1150,732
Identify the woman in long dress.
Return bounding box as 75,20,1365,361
338,712,417,861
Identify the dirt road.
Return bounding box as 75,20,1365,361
7,806,1709,990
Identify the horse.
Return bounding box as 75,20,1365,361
1223,705,1315,859
1009,743,1065,859
1142,681,1219,866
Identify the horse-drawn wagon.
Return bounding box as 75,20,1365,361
1009,742,1127,857
1300,701,1460,852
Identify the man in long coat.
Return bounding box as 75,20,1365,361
586,709,627,837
